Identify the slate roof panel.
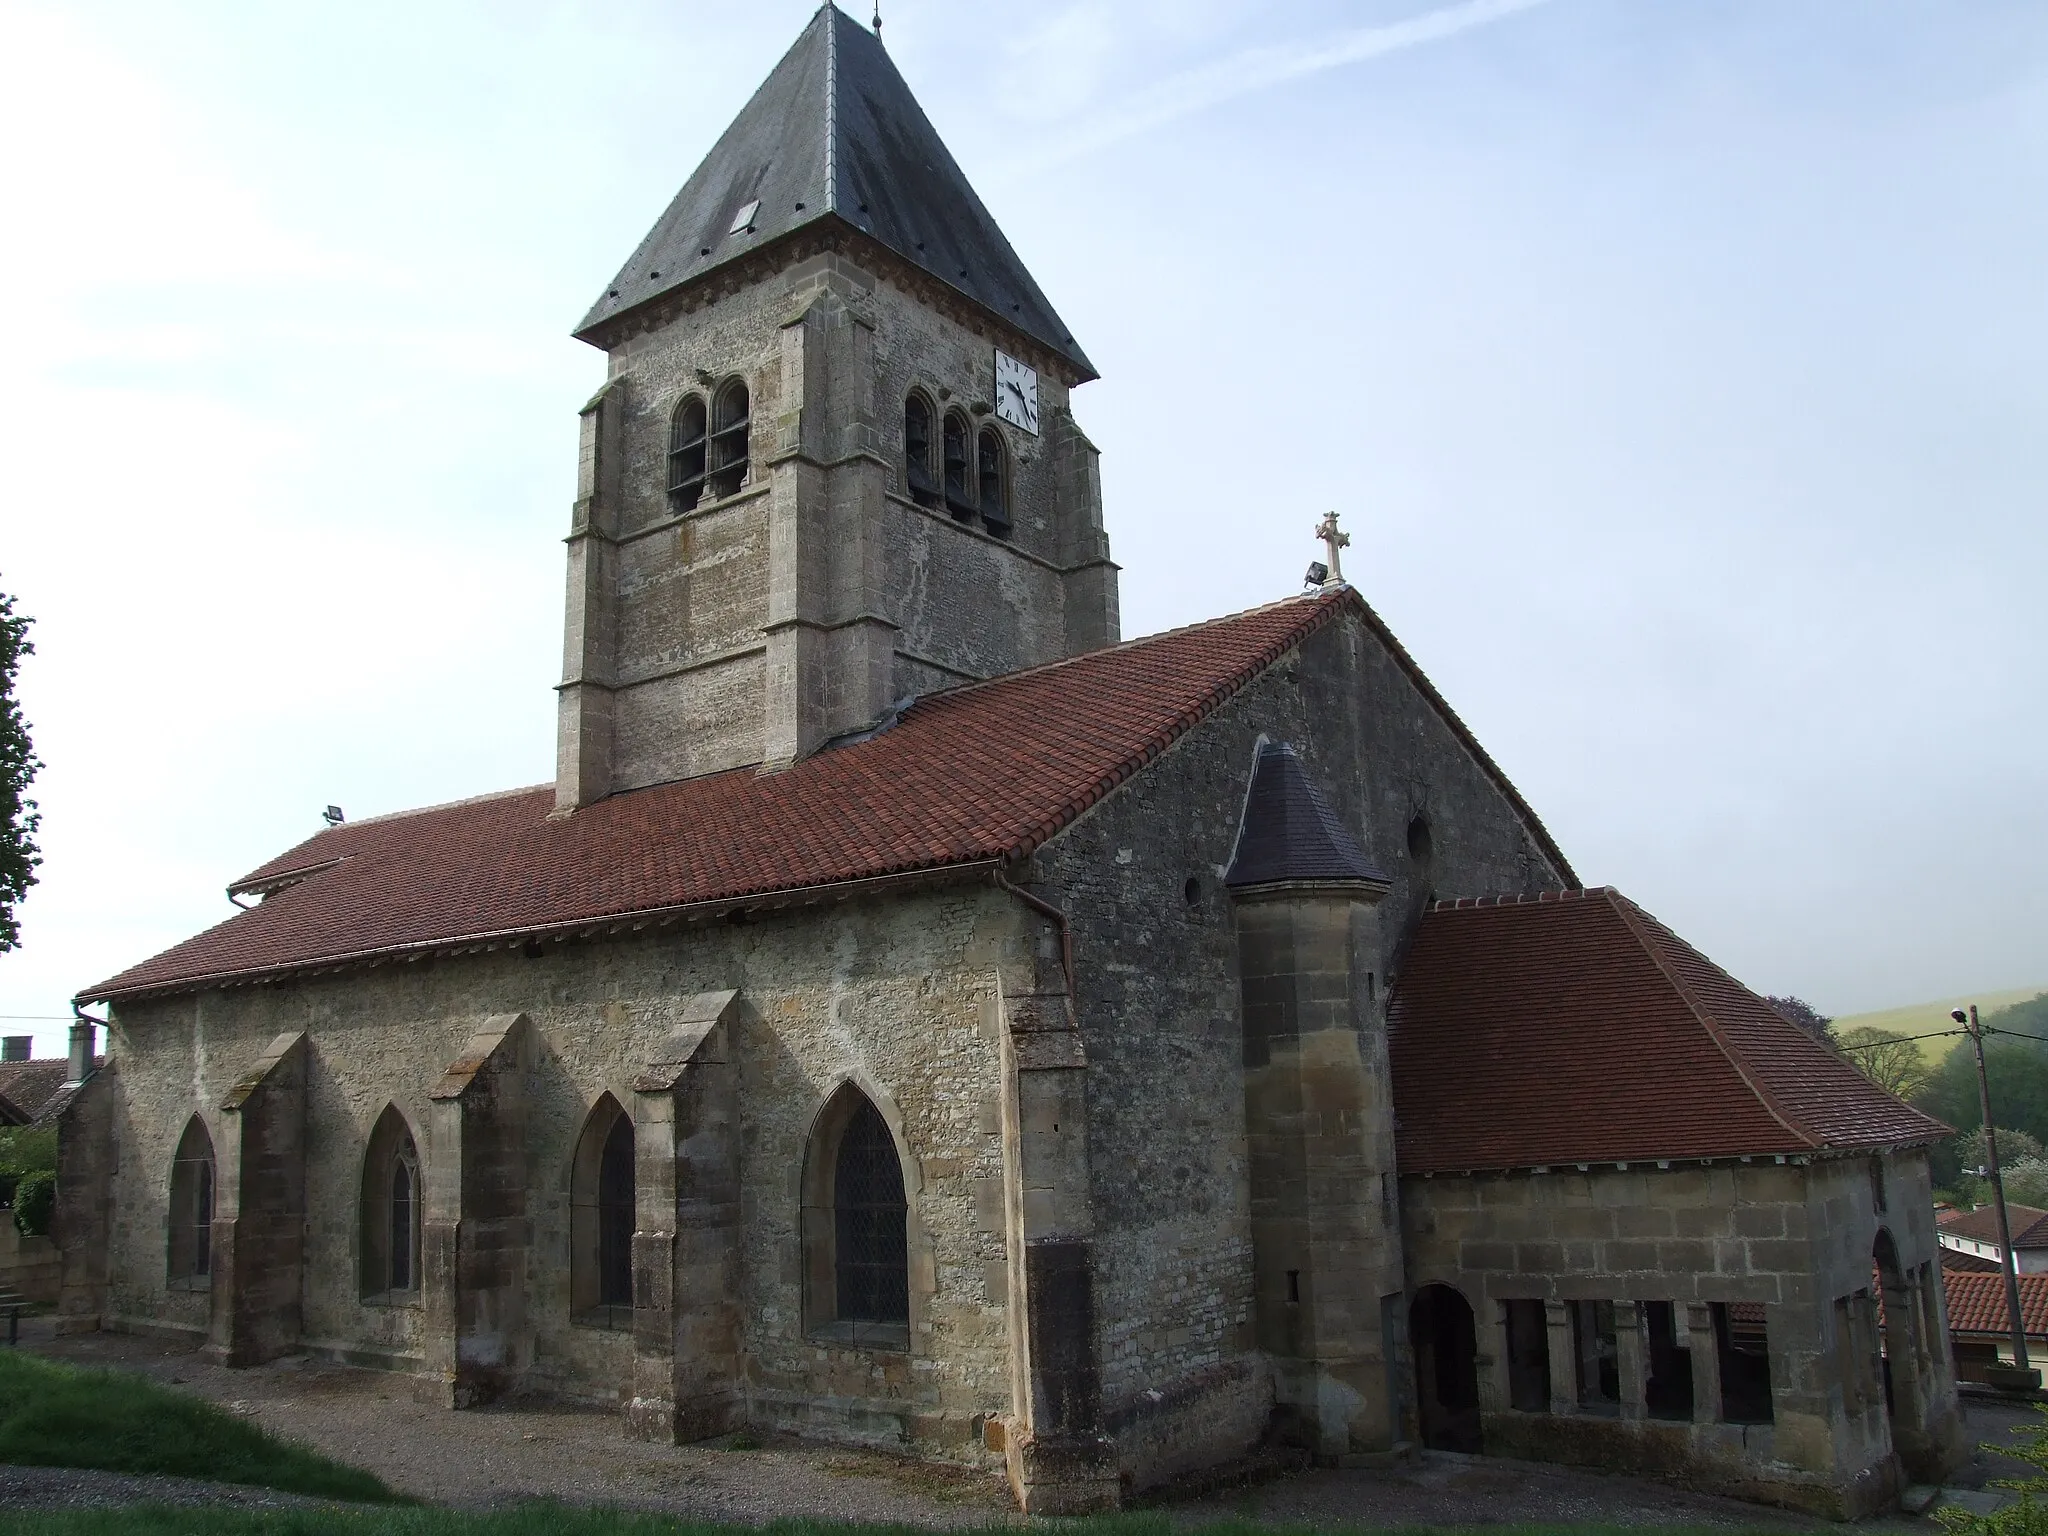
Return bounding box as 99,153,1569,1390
576,5,1093,377
1225,740,1389,888
1387,889,1950,1172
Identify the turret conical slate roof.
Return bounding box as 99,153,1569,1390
575,4,1094,378
1226,741,1390,890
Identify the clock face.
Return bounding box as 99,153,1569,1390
994,349,1039,435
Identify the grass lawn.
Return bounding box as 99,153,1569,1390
0,1516,1817,1536
0,1348,399,1504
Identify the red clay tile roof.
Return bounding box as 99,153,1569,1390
1386,889,1952,1172
1944,1269,2048,1339
83,589,1568,1003
1939,1204,2048,1249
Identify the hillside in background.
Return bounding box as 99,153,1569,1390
1834,986,2048,1067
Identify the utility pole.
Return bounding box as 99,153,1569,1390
1957,1003,2033,1378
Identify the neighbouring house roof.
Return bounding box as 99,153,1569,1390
1939,1204,2048,1249
1944,1269,2048,1339
1940,1248,2004,1273
81,588,1567,1005
1225,740,1390,890
574,4,1093,377
0,1059,79,1125
1386,889,1952,1173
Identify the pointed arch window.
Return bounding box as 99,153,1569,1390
904,393,939,508
942,410,974,520
801,1085,910,1349
668,394,708,511
571,1095,635,1329
976,426,1010,537
167,1116,215,1290
707,379,750,501
835,1099,909,1325
361,1106,422,1304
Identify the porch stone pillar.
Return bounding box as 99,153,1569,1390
1546,1301,1577,1415
1614,1299,1646,1422
1687,1301,1722,1425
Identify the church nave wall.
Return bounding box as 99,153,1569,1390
92,882,1039,1459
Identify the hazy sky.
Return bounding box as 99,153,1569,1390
2,0,2043,1056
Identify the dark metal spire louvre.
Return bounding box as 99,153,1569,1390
575,4,1093,378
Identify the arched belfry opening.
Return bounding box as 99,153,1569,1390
801,1083,911,1349
571,1094,635,1329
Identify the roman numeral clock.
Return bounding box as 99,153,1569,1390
994,349,1038,435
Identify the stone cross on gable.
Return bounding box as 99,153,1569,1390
1315,511,1350,584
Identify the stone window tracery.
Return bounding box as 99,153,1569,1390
571,1094,635,1330
360,1104,422,1304
801,1083,911,1351
167,1115,214,1290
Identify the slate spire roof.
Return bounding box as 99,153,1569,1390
1225,741,1390,890
575,3,1094,378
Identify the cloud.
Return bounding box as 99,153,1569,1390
1006,0,1557,172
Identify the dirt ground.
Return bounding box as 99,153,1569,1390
9,1320,2037,1527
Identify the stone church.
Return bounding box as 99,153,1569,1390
56,4,1964,1517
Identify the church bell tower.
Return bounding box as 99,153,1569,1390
554,3,1119,810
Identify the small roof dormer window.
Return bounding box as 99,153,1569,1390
729,201,760,236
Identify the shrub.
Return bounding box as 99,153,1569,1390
1940,1401,2048,1536
11,1169,53,1237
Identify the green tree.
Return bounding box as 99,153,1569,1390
2006,1158,2048,1210
1987,994,2048,1045
0,585,41,952
1919,1037,2048,1188
1837,1025,1930,1099
1767,994,1833,1043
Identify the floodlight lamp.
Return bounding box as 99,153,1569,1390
1304,562,1329,588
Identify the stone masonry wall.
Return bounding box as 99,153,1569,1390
1029,605,1569,1487
98,882,1041,1466
1400,1151,1962,1518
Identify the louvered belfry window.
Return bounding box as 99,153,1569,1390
976,426,1009,536
668,395,708,510
942,410,974,520
707,380,750,500
833,1099,909,1324
904,394,939,507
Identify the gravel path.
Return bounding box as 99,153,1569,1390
9,1324,2011,1526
